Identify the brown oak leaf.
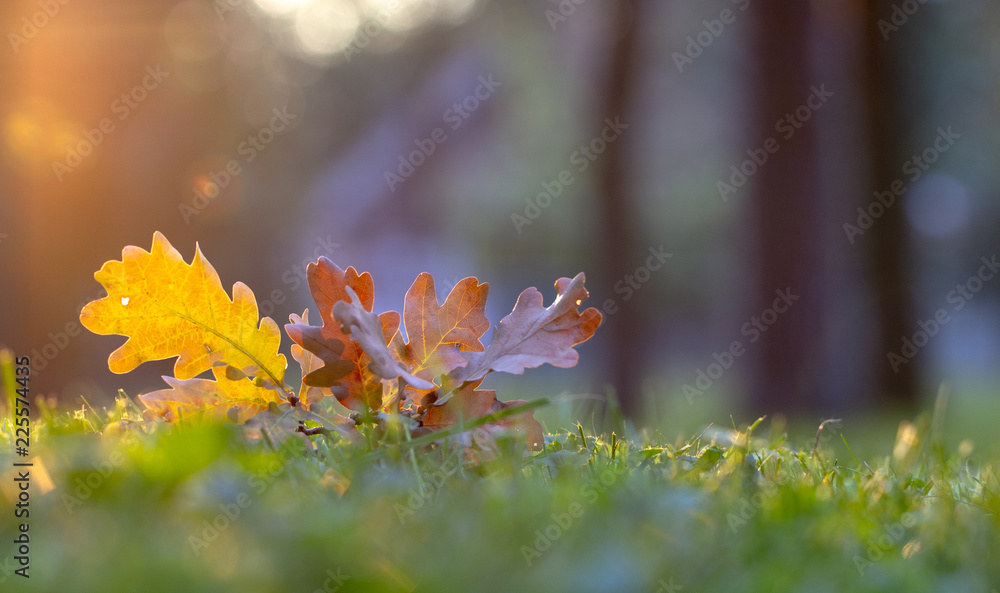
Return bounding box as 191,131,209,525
448,273,602,385
421,381,544,450
397,274,489,380
284,258,402,411
332,286,434,390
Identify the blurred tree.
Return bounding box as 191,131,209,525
747,1,829,414
862,0,918,406
597,0,644,418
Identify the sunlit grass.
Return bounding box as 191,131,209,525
1,386,999,592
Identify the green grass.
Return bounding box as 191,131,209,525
1,393,999,593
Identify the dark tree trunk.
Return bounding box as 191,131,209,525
862,0,918,406
747,2,829,414
597,0,643,418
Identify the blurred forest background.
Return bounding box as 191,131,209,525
1,0,999,434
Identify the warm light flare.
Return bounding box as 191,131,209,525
253,0,311,17
4,113,45,160
365,0,433,33
193,175,220,199
4,99,80,164
293,1,360,57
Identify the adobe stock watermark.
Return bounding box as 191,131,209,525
188,437,301,555
259,235,340,318
213,0,250,19
545,0,589,31
843,126,960,244
877,0,928,41
683,288,799,403
179,106,296,223
309,568,351,593
51,64,169,181
343,1,408,61
511,116,628,233
436,276,471,300
729,421,841,533
887,254,999,373
599,245,672,317
384,74,501,193
654,578,683,593
61,433,140,513
8,0,70,55
717,84,833,202
852,512,917,576
0,556,16,584
393,452,461,523
673,0,750,73
28,287,107,375
520,461,628,566
726,477,783,534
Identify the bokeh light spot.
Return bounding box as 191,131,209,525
293,1,360,57
254,0,311,17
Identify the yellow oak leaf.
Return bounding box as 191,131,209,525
288,309,330,409
140,365,285,423
80,232,287,388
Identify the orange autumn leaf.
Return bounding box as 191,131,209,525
285,258,401,411
396,274,490,382
284,260,369,386
80,232,287,389
332,287,434,390
82,233,601,444
422,381,544,450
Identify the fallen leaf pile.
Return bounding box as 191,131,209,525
82,233,602,455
